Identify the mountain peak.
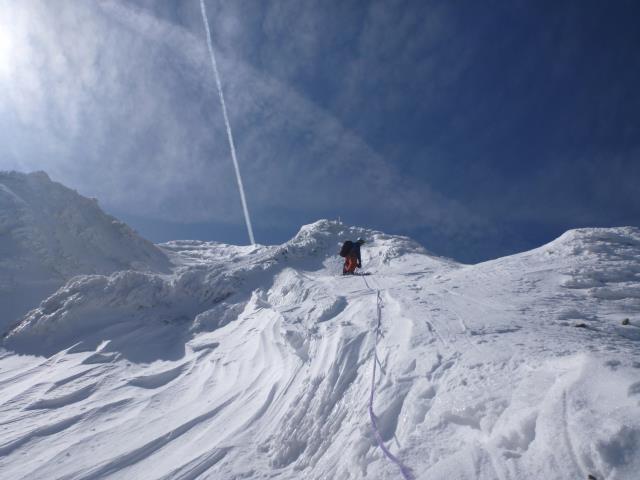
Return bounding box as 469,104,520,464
1,175,639,480
0,171,170,328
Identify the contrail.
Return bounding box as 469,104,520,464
199,0,256,245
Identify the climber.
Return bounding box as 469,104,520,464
340,238,365,275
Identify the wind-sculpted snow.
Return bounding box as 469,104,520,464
0,220,639,479
0,171,170,330
5,262,251,359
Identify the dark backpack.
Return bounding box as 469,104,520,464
339,240,354,257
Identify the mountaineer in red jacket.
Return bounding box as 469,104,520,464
340,238,365,275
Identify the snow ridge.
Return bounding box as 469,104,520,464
0,171,170,329
0,211,639,479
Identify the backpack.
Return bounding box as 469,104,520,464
339,240,354,257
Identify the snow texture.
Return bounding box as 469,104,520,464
0,171,170,330
1,180,640,479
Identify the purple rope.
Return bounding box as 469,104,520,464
366,282,414,480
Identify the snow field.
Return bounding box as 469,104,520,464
0,220,639,479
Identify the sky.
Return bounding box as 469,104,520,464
0,0,639,263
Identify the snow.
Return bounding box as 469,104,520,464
0,171,170,330
1,183,639,479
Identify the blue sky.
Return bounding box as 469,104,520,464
0,0,638,263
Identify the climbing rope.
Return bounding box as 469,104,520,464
363,276,414,480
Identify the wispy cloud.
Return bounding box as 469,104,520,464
0,0,476,237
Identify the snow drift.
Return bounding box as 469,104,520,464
0,178,639,479
0,171,170,329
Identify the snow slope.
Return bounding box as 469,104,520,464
1,218,640,480
0,171,170,330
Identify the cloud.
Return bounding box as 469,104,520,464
0,0,479,240
0,1,239,220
